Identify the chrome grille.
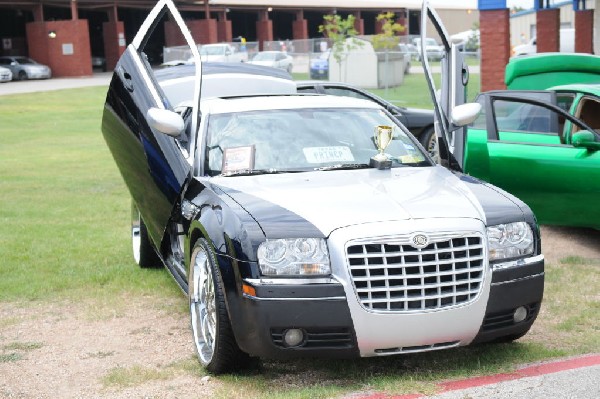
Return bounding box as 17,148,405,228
346,234,485,312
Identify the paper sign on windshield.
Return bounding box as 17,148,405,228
303,146,355,164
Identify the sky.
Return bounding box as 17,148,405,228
507,0,535,8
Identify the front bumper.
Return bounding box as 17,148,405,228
231,220,544,359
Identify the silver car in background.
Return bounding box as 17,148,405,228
0,56,52,80
0,66,12,82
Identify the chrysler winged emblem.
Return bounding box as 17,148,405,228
411,234,429,249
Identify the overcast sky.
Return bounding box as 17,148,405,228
507,0,535,8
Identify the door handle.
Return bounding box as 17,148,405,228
117,66,134,92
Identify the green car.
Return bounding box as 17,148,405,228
421,22,600,229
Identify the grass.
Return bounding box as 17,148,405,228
0,87,180,304
1,82,598,398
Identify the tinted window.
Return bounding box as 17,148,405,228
493,100,557,134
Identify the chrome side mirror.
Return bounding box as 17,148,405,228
451,103,482,127
147,107,184,137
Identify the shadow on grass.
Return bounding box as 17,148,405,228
216,341,565,398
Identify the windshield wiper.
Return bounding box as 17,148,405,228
220,169,302,177
314,163,371,171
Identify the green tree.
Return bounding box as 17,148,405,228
372,12,405,51
319,14,363,82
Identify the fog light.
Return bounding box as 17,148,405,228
283,328,305,347
513,306,528,323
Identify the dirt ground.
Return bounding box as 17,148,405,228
1,226,599,399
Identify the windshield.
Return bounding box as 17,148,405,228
200,46,226,56
15,57,36,64
253,52,277,61
205,107,430,176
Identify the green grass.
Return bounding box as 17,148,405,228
0,87,180,303
1,83,598,398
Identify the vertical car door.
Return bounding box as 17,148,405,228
466,93,600,227
420,0,469,171
101,0,202,247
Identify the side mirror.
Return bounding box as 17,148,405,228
147,108,184,137
451,103,482,128
225,49,232,55
572,131,600,151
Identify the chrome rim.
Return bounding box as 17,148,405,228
427,133,440,163
132,212,141,264
189,246,217,365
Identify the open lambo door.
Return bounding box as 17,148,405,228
420,0,478,171
102,0,202,250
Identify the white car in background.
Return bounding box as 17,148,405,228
248,51,293,73
199,43,247,63
0,66,12,82
0,56,51,80
412,37,444,61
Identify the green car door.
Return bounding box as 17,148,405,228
465,92,600,228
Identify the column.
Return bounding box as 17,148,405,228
256,10,273,50
479,8,510,91
536,8,560,53
103,5,125,71
575,9,594,54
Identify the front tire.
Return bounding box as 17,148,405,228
420,127,439,163
131,203,161,268
17,71,27,81
189,239,250,374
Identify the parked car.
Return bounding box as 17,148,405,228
399,42,418,61
0,56,51,80
247,51,293,73
412,37,444,61
309,50,329,79
0,66,12,82
91,56,107,71
101,0,544,374
199,43,247,63
512,28,574,57
421,5,600,229
296,81,435,156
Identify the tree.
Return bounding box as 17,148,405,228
372,12,405,51
319,14,363,82
372,12,405,94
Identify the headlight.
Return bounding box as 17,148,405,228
487,222,534,261
257,238,330,276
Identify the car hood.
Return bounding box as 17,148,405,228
212,166,503,237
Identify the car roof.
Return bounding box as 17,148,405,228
549,83,600,96
203,94,381,115
155,63,295,106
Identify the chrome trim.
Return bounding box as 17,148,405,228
345,231,486,313
181,199,200,220
491,272,544,287
245,277,338,285
243,294,346,301
492,254,544,272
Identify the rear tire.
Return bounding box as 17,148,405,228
131,202,161,268
189,238,251,374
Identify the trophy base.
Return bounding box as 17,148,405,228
370,157,392,170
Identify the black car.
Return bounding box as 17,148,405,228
101,0,544,374
296,81,436,156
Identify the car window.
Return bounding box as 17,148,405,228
205,107,429,175
573,96,600,134
556,93,576,112
323,87,372,102
493,100,557,134
297,86,319,94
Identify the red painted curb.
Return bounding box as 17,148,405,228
354,354,600,399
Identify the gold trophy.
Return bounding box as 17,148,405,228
370,125,394,169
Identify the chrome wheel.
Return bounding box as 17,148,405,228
130,201,161,268
132,210,141,264
189,245,217,365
